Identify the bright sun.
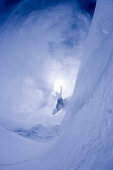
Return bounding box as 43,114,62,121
54,79,66,93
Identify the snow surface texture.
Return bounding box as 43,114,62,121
1,0,113,169
13,124,60,142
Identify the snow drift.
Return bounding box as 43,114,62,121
20,0,113,169
1,0,113,170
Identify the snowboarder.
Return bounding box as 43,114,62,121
52,86,64,114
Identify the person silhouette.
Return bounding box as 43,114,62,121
56,86,64,111
52,86,64,114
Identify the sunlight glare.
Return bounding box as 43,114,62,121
54,79,66,93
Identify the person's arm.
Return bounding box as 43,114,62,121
60,86,62,96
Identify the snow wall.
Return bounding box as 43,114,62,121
1,0,113,170
25,0,113,169
66,0,113,120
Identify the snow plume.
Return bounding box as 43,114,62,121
0,2,90,128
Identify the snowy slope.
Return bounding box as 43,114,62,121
13,0,113,169
34,50,113,170
0,126,57,170
1,0,113,170
66,0,113,120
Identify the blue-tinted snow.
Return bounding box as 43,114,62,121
1,0,113,170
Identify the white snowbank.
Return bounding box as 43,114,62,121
17,0,113,169
1,0,113,170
